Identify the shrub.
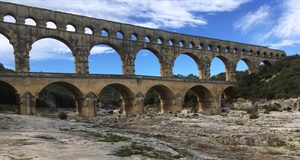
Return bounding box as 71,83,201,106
58,111,68,120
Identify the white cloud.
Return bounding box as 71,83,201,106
4,0,249,29
267,39,300,49
234,5,271,33
90,46,115,55
0,35,14,69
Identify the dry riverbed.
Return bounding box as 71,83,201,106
1,109,300,160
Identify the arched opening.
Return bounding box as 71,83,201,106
189,42,195,49
215,46,220,52
46,21,57,29
179,41,184,47
237,59,254,74
182,90,198,113
35,82,84,116
186,85,214,113
233,48,238,54
256,51,260,56
101,29,109,37
157,38,163,44
260,60,272,69
66,24,76,32
135,49,160,76
85,27,93,34
198,43,203,49
25,18,36,26
210,56,227,80
145,85,174,113
3,15,16,23
89,44,121,74
30,38,74,73
98,83,135,115
0,34,15,70
173,54,199,77
207,44,212,51
97,86,121,114
145,36,150,43
0,80,18,112
131,34,137,41
144,88,160,114
221,86,238,111
116,31,123,39
169,40,174,46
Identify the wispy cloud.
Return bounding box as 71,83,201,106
234,0,300,51
234,5,271,33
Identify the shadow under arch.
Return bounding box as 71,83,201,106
147,85,175,113
260,60,272,69
0,80,19,112
186,85,214,113
135,48,165,76
173,52,201,77
100,83,136,115
36,81,85,116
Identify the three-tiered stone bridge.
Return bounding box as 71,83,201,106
0,2,286,117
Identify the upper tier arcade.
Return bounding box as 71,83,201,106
0,1,286,81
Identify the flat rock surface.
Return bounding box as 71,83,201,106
1,110,300,160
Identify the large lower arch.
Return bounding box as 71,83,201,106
100,83,138,115
147,85,176,113
0,80,19,112
36,81,85,116
187,85,214,113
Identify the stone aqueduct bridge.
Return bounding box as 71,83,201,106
0,2,286,117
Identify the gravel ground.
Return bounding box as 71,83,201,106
1,109,300,160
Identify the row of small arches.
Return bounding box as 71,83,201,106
2,14,285,58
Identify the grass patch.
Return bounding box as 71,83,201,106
34,135,56,140
58,112,68,120
115,143,163,158
177,149,193,158
97,134,130,142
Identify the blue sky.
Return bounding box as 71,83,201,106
0,0,299,76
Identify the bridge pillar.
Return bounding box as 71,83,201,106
226,63,236,81
74,46,89,74
200,57,211,79
79,92,97,117
11,36,31,72
160,56,174,77
18,92,35,115
121,53,135,75
198,95,221,115
160,98,179,113
122,97,143,115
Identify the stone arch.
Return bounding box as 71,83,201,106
222,86,237,100
85,26,93,34
25,17,37,26
66,23,76,32
186,85,214,113
46,20,57,29
32,36,75,55
134,47,164,76
173,52,201,78
147,85,175,113
236,58,254,74
101,28,109,37
116,31,124,39
260,60,272,69
0,33,15,70
0,80,19,106
88,43,122,74
101,83,137,115
210,56,230,80
36,81,85,115
131,33,138,41
3,14,17,23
